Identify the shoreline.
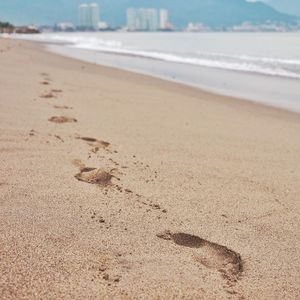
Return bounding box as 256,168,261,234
47,43,300,114
42,42,299,118
1,38,300,299
8,32,300,113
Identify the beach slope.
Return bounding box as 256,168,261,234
0,39,300,299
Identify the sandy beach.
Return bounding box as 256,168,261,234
0,38,300,299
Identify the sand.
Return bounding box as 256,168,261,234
0,38,300,299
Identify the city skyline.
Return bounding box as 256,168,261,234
1,1,300,33
0,0,300,28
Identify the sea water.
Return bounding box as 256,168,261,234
11,32,300,112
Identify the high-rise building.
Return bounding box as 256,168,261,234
126,8,138,31
79,3,99,30
147,9,159,31
159,9,169,30
126,8,159,31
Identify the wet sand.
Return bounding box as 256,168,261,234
0,38,300,299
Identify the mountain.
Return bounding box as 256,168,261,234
0,0,298,27
267,0,300,16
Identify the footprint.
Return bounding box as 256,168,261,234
72,159,119,186
40,92,56,99
40,81,49,85
48,116,77,124
40,89,62,99
54,135,64,142
79,137,97,142
77,136,110,148
53,105,73,110
75,168,113,185
157,231,243,282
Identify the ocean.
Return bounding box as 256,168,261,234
11,32,300,112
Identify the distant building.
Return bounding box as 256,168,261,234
98,21,108,30
55,22,75,32
231,21,289,32
39,26,54,33
126,8,159,31
159,9,169,30
147,9,159,31
14,26,39,34
79,3,99,30
126,8,137,30
185,22,211,32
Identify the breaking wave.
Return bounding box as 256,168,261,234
10,33,300,79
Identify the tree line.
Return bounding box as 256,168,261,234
0,21,14,28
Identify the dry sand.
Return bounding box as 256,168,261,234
0,38,300,299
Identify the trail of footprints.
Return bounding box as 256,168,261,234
71,138,244,288
36,72,243,289
39,73,76,123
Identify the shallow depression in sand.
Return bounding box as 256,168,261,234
75,168,113,185
48,116,77,123
40,92,56,99
53,105,73,110
77,136,110,148
157,231,243,282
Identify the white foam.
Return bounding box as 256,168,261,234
10,33,300,80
